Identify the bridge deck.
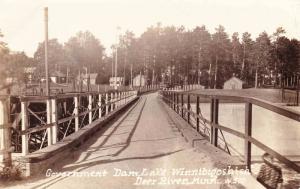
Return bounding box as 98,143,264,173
4,93,263,189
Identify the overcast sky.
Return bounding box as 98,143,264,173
1,0,300,57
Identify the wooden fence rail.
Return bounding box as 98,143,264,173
160,90,300,173
0,90,138,162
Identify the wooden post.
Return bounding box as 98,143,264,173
181,94,184,118
245,102,252,172
1,98,12,166
74,96,79,131
196,96,200,132
173,93,176,110
46,99,52,146
51,99,57,144
176,93,179,113
124,91,128,104
116,92,119,107
117,92,120,107
187,94,190,124
110,93,114,111
98,94,102,119
210,99,214,144
105,93,109,114
88,94,92,124
213,99,219,147
297,80,299,106
21,101,29,155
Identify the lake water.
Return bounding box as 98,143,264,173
189,103,300,159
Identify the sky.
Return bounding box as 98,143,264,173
1,0,300,57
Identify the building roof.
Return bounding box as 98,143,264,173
133,74,145,79
51,71,66,77
89,73,98,79
225,76,244,83
24,67,36,73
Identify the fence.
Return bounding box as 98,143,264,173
0,90,137,164
160,90,300,173
162,84,204,91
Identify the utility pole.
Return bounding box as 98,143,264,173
111,50,114,82
44,7,50,96
115,45,118,89
123,50,127,86
114,26,121,90
130,63,133,88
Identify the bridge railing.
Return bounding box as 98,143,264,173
0,90,137,158
159,90,300,173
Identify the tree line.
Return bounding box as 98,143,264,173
116,24,300,88
0,24,300,89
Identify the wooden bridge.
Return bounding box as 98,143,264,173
0,87,299,188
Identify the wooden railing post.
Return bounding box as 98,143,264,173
122,92,125,105
21,101,29,155
181,94,184,118
74,96,79,131
176,93,179,113
196,96,200,132
245,102,252,172
187,94,190,123
105,93,109,114
51,98,58,144
118,92,121,107
112,93,115,111
88,94,92,124
46,99,52,146
213,99,219,147
169,92,171,107
1,98,12,166
173,92,176,110
98,94,102,119
210,99,214,144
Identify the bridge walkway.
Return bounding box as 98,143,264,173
5,93,262,189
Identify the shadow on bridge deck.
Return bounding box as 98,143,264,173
3,93,263,189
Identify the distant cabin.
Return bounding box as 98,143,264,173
81,73,98,85
89,73,98,85
50,71,67,84
223,76,244,89
109,77,124,87
133,74,146,87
